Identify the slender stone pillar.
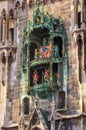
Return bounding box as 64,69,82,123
73,0,78,28
51,95,55,130
81,0,85,27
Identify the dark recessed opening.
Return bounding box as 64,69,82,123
54,36,63,57
23,98,29,115
30,64,50,86
78,12,81,28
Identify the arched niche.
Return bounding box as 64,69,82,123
15,1,20,8
1,51,6,64
22,0,27,10
23,97,29,115
77,34,83,83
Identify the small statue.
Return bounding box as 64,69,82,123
54,45,59,58
44,68,50,83
42,38,47,46
36,16,41,23
34,49,39,59
32,70,39,85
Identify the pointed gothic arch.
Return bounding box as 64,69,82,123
23,97,29,115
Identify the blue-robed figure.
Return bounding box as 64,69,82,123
54,45,59,58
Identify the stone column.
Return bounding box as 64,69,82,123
0,20,1,42
81,0,85,27
5,50,9,98
73,0,78,28
3,50,9,126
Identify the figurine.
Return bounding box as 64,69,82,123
54,45,59,58
44,68,50,83
32,70,39,84
34,49,39,59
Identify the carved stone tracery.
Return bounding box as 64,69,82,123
31,110,40,126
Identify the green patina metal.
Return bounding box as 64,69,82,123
21,3,67,101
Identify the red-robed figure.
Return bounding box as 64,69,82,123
32,70,39,85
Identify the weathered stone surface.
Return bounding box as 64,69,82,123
0,0,86,130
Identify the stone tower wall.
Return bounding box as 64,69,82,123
0,0,86,130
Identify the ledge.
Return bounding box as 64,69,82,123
0,45,17,50
55,112,86,120
1,123,18,129
30,57,64,67
72,28,86,34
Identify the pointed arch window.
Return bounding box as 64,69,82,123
8,9,15,45
78,12,81,28
23,97,29,115
15,1,20,8
22,0,27,10
77,35,83,83
1,9,6,44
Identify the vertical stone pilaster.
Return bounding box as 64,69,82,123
73,0,78,28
